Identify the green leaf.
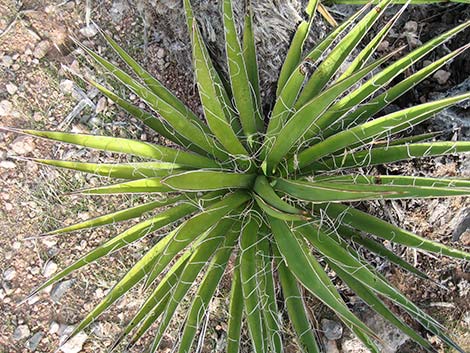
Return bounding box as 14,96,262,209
275,177,470,202
269,217,378,339
254,194,308,221
306,141,470,172
336,225,433,282
45,194,186,235
18,129,220,168
265,50,399,172
320,27,470,139
277,0,319,95
242,1,263,129
257,235,283,353
292,93,470,171
76,177,171,195
149,219,234,352
274,245,320,353
162,171,256,191
88,79,206,155
102,32,197,122
111,251,190,351
144,191,250,287
337,4,407,80
177,221,241,353
223,0,263,142
317,203,470,261
78,43,229,161
254,175,304,214
34,159,183,179
28,192,221,300
297,223,463,352
266,5,368,142
294,0,393,108
227,253,244,353
192,22,250,156
240,215,266,353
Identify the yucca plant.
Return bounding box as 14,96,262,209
9,0,470,352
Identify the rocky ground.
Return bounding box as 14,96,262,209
0,1,469,353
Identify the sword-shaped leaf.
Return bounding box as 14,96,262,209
306,142,470,173
177,221,240,353
45,194,187,235
76,177,171,195
34,159,183,179
144,192,250,287
269,217,378,338
317,203,470,261
254,175,304,214
88,79,206,155
162,170,256,191
149,219,233,352
292,93,470,171
274,245,320,353
277,0,319,95
295,0,393,108
265,50,399,172
192,22,249,156
227,253,244,353
223,0,263,142
17,129,219,168
297,223,464,352
320,27,470,138
240,216,266,353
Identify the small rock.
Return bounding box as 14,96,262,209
80,24,98,38
33,40,51,59
95,97,107,114
10,136,35,155
59,80,75,94
13,325,30,341
0,100,13,116
0,160,16,169
28,294,40,305
30,266,40,275
88,117,103,127
2,55,13,68
324,339,340,353
156,47,166,59
110,0,130,22
50,279,74,303
49,321,60,335
4,202,13,211
26,332,43,351
403,20,418,33
43,261,58,277
4,267,16,280
433,70,451,85
321,319,343,340
6,83,18,95
60,331,88,353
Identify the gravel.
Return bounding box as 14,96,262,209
13,325,31,341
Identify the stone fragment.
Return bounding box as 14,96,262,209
433,69,451,85
321,319,343,340
10,136,35,155
33,40,51,59
13,325,30,340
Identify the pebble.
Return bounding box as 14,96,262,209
60,331,88,353
95,96,107,114
43,261,58,277
50,279,74,303
80,24,98,38
4,267,16,280
321,319,343,340
59,80,75,94
324,339,340,353
10,136,36,155
156,47,166,59
0,161,16,169
26,332,43,351
6,83,18,95
433,69,451,85
50,321,60,335
13,325,30,340
2,55,13,68
33,40,51,59
404,20,418,33
0,100,13,116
